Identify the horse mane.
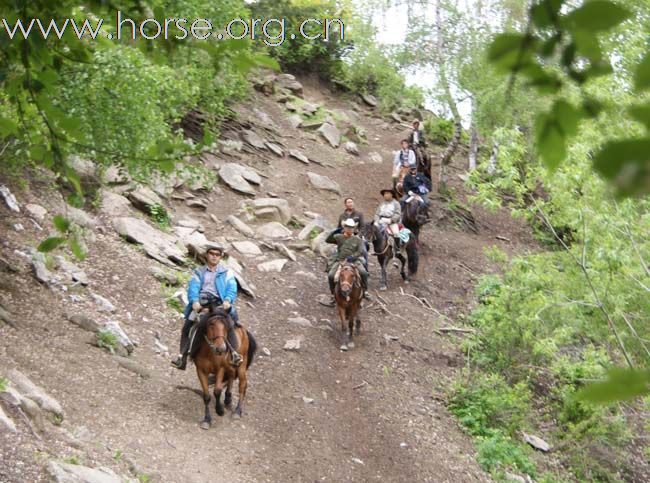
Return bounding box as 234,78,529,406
189,308,231,359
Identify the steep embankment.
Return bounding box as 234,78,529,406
0,74,536,482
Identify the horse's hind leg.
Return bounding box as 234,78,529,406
355,317,361,336
347,314,355,349
234,367,248,419
396,253,408,283
197,368,212,430
379,257,388,290
225,379,233,409
338,306,349,351
214,368,225,417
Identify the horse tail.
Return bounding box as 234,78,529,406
407,240,419,275
246,330,257,369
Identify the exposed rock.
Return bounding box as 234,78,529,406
91,293,116,313
311,230,336,257
295,270,317,280
185,198,208,210
54,256,88,285
289,149,309,164
256,222,292,240
301,118,327,130
273,243,297,262
176,218,204,232
7,369,64,419
0,185,20,212
232,271,256,299
361,93,378,107
240,129,267,150
31,252,52,284
283,338,302,351
149,266,181,286
298,217,331,241
115,357,151,379
301,102,319,116
219,139,244,154
344,141,359,155
227,215,255,238
47,461,121,483
66,313,101,333
252,107,277,130
257,259,288,272
317,122,341,148
174,227,220,258
25,203,47,221
306,172,341,194
265,142,284,157
103,320,135,353
251,75,275,95
254,207,282,222
504,473,527,483
288,317,312,328
369,152,383,164
232,241,262,256
288,114,302,129
68,156,97,180
127,186,163,214
390,112,403,123
522,432,551,452
12,223,24,232
0,304,20,329
250,198,292,224
113,217,186,266
103,165,130,184
219,163,262,196
99,191,131,217
0,405,16,433
275,74,303,97
66,205,96,229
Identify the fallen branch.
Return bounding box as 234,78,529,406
352,381,368,390
374,291,408,322
438,326,476,334
495,235,511,242
398,288,454,323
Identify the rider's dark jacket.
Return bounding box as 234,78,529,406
403,172,432,195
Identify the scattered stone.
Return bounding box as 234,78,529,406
301,118,327,130
352,457,365,465
306,172,341,194
275,73,303,96
185,198,208,210
176,218,204,232
369,152,383,164
0,405,16,433
390,112,403,123
12,223,24,231
361,93,378,107
301,102,319,116
149,266,181,286
284,299,298,307
115,357,151,379
262,347,271,357
227,215,255,238
240,129,267,150
99,191,131,217
113,217,186,266
274,243,297,262
47,461,121,483
219,139,244,155
232,241,262,256
288,149,310,164
504,473,527,483
256,222,292,239
25,203,47,221
0,185,20,212
317,122,341,148
522,432,551,452
384,334,399,341
257,259,288,272
219,163,262,196
311,230,336,257
302,396,314,404
344,141,359,155
295,270,317,280
288,317,312,328
154,339,169,355
283,338,301,351
298,217,331,241
66,205,96,229
66,313,101,333
54,256,88,286
103,320,135,353
7,369,64,419
31,252,52,284
250,198,292,224
254,207,282,222
288,114,302,129
265,142,284,157
127,186,163,213
103,165,130,184
89,293,115,313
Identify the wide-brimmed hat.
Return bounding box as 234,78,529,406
342,218,357,228
380,188,396,197
204,243,226,256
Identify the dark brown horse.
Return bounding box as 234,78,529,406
190,308,257,429
394,166,410,199
363,222,418,290
401,195,428,241
333,262,363,351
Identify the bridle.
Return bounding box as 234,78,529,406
204,316,228,354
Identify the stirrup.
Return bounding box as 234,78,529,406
231,351,243,366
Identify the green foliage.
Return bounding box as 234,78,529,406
166,296,184,314
0,377,6,392
137,474,151,483
577,368,650,403
148,203,171,229
37,213,87,260
424,117,454,145
112,450,123,463
476,435,536,478
96,330,118,354
63,455,80,465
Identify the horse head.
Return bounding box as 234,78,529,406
204,309,230,355
338,263,358,299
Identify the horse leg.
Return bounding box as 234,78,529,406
214,368,225,417
233,367,248,419
347,313,355,349
338,305,349,351
197,368,212,430
355,317,361,336
396,253,409,282
379,255,388,290
224,379,233,409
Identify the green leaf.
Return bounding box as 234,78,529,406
628,104,650,129
0,116,18,136
487,34,536,72
564,1,631,33
593,138,650,196
535,113,565,170
53,214,70,233
577,368,650,403
68,236,86,261
38,237,66,253
553,100,584,138
634,52,650,91
530,0,564,29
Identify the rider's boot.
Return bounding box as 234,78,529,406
171,327,190,370
227,326,243,367
328,277,336,306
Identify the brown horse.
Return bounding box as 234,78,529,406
333,262,363,351
394,166,410,199
190,308,257,429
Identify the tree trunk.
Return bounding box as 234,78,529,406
469,106,478,171
487,141,499,174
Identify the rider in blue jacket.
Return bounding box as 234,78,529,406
172,244,242,370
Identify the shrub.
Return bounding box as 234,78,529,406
96,330,119,354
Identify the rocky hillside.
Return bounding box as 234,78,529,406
0,72,537,482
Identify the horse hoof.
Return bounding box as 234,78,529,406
404,279,410,285
348,341,355,349
216,406,225,417
340,344,348,351
200,421,210,430
232,412,241,420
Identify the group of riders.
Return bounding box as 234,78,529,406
171,120,431,369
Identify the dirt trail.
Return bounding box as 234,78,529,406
0,80,537,482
